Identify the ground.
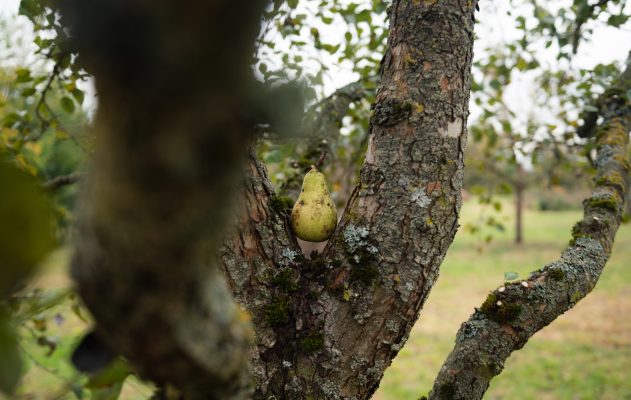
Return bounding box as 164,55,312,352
5,196,631,400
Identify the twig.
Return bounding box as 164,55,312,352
314,152,327,169
42,172,82,190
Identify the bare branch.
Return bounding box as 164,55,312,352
429,53,631,400
42,172,82,191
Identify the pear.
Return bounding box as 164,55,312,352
291,166,337,242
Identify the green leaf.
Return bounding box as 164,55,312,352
21,88,36,97
86,358,131,389
71,89,85,105
89,381,124,400
0,159,55,297
18,0,44,20
504,271,519,281
61,96,75,113
15,68,32,83
287,0,298,9
607,14,629,27
0,310,22,396
2,112,22,128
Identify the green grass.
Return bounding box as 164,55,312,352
373,197,631,400
7,197,631,399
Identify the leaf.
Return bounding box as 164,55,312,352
607,14,629,27
21,88,36,97
61,96,75,113
0,160,55,297
15,68,32,83
0,310,22,396
89,381,124,400
72,89,85,105
2,112,21,128
86,358,130,389
18,0,44,20
55,130,70,140
504,271,519,281
287,0,298,9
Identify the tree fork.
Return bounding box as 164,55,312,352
219,1,477,398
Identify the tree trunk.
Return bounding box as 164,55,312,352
515,183,524,244
220,1,476,398
514,166,527,244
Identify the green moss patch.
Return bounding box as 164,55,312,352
480,292,522,324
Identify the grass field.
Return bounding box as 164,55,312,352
373,198,631,400
7,197,631,400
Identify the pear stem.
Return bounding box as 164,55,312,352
314,152,328,169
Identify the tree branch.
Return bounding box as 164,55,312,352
62,1,268,398
42,172,82,190
429,52,631,400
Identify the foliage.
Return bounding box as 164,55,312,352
0,159,55,396
464,0,629,244
256,0,386,204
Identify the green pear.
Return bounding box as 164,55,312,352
291,166,337,242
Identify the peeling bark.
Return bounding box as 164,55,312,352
429,53,631,400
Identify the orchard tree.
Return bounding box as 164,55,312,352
1,1,630,400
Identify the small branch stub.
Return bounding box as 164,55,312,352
314,151,328,169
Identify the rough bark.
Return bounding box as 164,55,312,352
218,1,476,398
429,53,631,400
63,1,266,398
